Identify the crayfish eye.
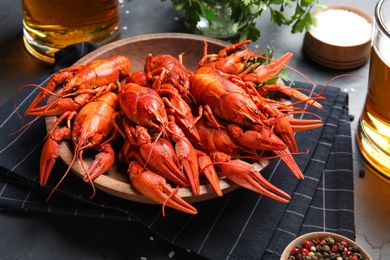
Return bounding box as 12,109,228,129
245,118,253,125
179,79,184,86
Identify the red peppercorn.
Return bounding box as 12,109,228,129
345,250,353,256
331,245,339,253
303,240,313,249
291,247,300,255
351,256,358,260
312,238,321,245
341,241,349,247
301,248,309,256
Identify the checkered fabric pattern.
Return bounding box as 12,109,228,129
0,43,354,260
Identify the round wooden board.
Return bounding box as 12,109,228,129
45,33,271,204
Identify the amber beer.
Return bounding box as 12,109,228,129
22,0,120,62
364,47,390,124
357,0,390,179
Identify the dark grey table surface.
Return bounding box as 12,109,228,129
1,1,389,259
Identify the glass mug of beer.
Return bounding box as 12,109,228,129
357,0,390,179
22,0,124,63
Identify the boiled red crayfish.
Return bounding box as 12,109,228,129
24,55,131,117
40,92,119,196
144,53,193,103
23,39,326,216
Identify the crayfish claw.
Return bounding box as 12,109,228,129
40,127,70,186
198,151,223,197
288,118,324,132
129,161,197,215
273,148,304,180
262,81,324,109
82,143,115,182
211,152,291,203
228,124,287,151
242,52,293,84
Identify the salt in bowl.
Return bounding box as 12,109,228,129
303,6,373,70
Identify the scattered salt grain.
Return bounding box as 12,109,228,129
168,251,175,258
310,9,372,46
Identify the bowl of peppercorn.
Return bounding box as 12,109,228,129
280,231,372,260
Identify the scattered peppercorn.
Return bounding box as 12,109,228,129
287,235,369,260
359,169,366,178
349,114,355,121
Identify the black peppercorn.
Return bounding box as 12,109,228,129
322,245,331,253
352,245,360,253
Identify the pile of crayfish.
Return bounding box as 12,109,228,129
21,40,325,215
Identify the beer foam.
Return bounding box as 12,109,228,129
310,9,372,46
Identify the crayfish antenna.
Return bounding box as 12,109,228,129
79,150,97,199
11,84,59,135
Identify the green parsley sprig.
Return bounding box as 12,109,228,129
163,0,325,42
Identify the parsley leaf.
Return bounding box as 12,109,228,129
162,0,324,42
